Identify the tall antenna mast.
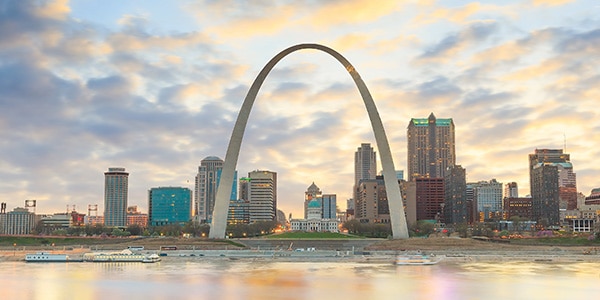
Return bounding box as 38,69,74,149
564,133,567,152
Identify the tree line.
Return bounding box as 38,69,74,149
33,221,279,238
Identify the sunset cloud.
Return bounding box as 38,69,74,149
0,0,598,218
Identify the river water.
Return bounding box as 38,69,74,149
1,258,599,299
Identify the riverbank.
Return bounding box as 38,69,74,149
2,237,599,263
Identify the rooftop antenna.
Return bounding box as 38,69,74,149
564,133,567,153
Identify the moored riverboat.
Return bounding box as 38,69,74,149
25,252,79,262
83,249,147,262
142,253,161,263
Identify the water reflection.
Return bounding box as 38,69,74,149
1,259,599,299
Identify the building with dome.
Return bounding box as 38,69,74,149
291,197,339,232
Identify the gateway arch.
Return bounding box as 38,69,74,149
209,43,409,239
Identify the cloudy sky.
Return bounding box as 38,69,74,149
1,0,598,219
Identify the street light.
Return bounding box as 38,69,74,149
13,243,16,256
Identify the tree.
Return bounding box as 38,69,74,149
183,221,209,237
453,223,469,238
111,228,130,237
342,220,361,234
410,221,435,237
509,216,523,234
127,224,143,236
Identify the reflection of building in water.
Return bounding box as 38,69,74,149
291,198,339,232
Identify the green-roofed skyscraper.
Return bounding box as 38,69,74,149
407,112,456,181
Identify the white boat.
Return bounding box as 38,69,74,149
25,252,76,262
395,254,441,265
83,249,146,262
142,253,161,263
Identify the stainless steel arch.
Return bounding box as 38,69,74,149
209,43,409,239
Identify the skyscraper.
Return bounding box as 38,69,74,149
354,143,376,186
407,113,455,181
248,170,277,222
355,176,390,223
322,194,337,219
531,163,560,226
444,165,467,224
470,179,503,222
148,187,192,226
354,143,377,215
505,182,518,198
104,167,128,227
529,149,577,213
195,156,224,223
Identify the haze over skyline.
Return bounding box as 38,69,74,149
1,0,598,219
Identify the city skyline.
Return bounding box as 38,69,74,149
1,1,599,220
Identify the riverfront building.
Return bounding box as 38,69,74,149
529,149,577,227
406,178,445,224
354,143,377,186
228,198,249,224
304,182,322,219
290,199,339,232
505,182,519,198
303,182,337,220
531,162,560,227
470,179,503,222
407,113,455,181
355,176,393,224
104,167,129,227
0,207,36,235
503,197,533,220
148,187,192,226
194,156,238,223
444,165,467,224
529,149,578,210
195,156,223,223
248,170,277,222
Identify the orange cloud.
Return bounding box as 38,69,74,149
331,34,370,52
34,0,71,20
108,31,209,52
429,2,482,24
473,41,529,64
502,59,563,82
532,0,575,6
309,0,399,27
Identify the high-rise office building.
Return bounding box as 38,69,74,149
322,194,337,220
354,143,377,186
529,149,577,210
148,187,192,226
195,156,223,223
408,178,445,223
104,167,128,227
407,113,455,181
354,143,377,217
444,165,467,224
470,179,503,222
355,176,390,223
228,198,249,224
531,163,560,226
503,197,533,220
505,182,518,198
248,170,277,222
529,149,577,225
194,156,239,223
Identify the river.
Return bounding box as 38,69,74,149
1,258,599,299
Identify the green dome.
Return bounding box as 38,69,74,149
308,199,321,208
